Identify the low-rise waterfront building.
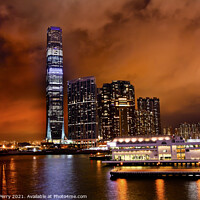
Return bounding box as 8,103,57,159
105,136,200,163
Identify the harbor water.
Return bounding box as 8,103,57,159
0,154,200,200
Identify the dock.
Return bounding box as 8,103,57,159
110,168,200,179
103,160,200,166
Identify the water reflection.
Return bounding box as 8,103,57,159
187,181,198,200
155,179,165,200
9,158,16,183
2,155,200,200
66,155,72,159
90,160,94,168
2,164,7,195
4,157,18,194
42,154,76,195
96,160,101,174
196,179,200,199
116,179,128,200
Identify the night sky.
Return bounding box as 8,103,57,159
0,0,200,141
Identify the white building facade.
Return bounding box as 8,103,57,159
107,136,200,162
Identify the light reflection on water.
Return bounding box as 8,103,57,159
117,179,128,200
96,160,101,174
155,179,165,200
0,155,200,200
42,154,76,195
197,179,200,200
187,181,198,200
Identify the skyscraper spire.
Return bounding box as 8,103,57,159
46,26,65,143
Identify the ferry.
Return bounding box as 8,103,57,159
89,152,111,160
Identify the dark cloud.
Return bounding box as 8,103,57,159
0,36,12,63
124,0,151,11
0,4,14,26
102,12,130,42
184,17,200,34
0,37,44,102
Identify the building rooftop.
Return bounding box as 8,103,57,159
67,76,95,83
49,26,62,31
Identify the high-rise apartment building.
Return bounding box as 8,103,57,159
163,126,173,136
176,122,200,139
46,26,65,142
137,97,161,135
135,110,154,135
98,81,135,140
67,76,97,139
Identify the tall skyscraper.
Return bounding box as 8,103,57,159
98,80,135,140
67,76,98,139
137,97,161,135
46,26,65,142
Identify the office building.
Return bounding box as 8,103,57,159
67,76,97,140
46,26,65,142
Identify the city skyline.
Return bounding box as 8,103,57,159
0,0,200,140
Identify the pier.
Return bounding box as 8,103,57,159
103,160,200,166
110,168,200,179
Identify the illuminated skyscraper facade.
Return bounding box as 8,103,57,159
135,110,154,135
137,97,161,135
98,81,135,140
67,76,97,139
46,26,65,142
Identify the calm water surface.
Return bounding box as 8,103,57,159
1,154,200,200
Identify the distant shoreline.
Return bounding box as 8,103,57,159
0,149,111,156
